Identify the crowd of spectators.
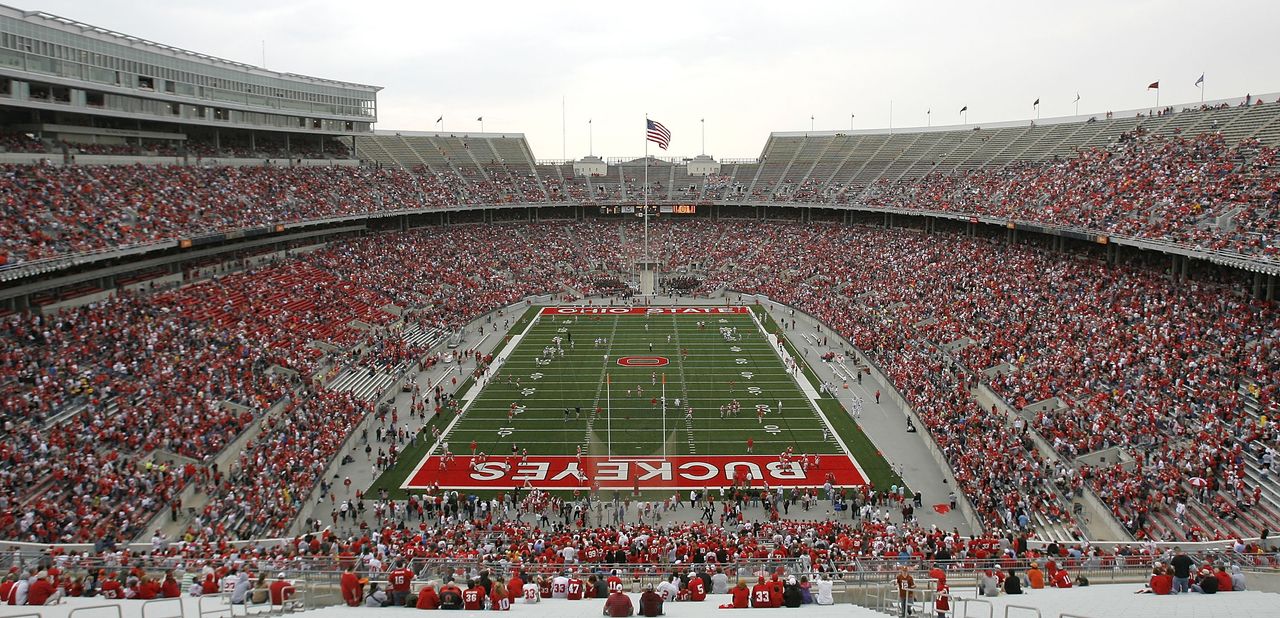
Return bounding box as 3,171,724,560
2,121,1278,266
3,512,1272,609
0,293,295,543
852,130,1280,258
4,213,1278,550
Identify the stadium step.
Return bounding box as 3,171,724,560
329,367,397,401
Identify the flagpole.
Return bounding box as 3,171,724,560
644,114,650,266
701,118,705,156
589,119,593,157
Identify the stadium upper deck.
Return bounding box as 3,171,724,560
4,96,1279,281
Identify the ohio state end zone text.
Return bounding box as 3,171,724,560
404,455,866,490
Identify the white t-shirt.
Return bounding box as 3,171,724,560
551,576,570,598
521,583,540,603
816,580,834,605
656,580,679,602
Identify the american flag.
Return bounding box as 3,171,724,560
646,119,671,150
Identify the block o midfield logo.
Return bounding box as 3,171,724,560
616,356,670,367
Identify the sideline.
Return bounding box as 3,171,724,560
398,307,543,489
746,305,870,484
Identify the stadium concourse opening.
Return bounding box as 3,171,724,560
392,305,873,493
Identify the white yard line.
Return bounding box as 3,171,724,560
400,310,542,490
746,307,870,482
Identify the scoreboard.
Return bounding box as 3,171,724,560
599,204,696,215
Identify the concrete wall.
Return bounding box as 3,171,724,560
121,272,183,293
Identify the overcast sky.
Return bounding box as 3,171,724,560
27,0,1280,159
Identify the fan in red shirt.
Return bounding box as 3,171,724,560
767,573,784,607
27,573,56,606
135,575,161,600
161,571,182,598
100,573,124,599
567,574,585,600
731,580,751,608
687,574,706,601
605,589,634,617
340,568,363,606
200,573,220,596
1149,567,1172,595
1050,568,1072,588
269,574,295,606
388,563,414,606
751,577,772,608
505,573,523,602
415,584,440,609
1214,567,1233,592
462,581,484,610
489,583,510,611
606,571,624,594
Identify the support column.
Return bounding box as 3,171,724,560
1268,274,1275,302
1254,272,1263,298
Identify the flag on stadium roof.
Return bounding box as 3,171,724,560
1147,81,1159,89
476,116,483,121
646,119,671,150
959,106,967,113
436,115,443,123
1033,98,1040,107
1195,74,1204,87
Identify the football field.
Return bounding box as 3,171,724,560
378,305,894,495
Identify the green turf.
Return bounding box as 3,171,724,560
753,307,904,492
368,304,903,499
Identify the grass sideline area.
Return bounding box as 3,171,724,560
752,306,903,492
369,303,903,500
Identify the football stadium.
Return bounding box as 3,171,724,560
0,2,1278,617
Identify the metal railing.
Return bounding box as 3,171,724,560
68,606,124,618
958,597,994,618
1004,604,1042,618
140,598,184,618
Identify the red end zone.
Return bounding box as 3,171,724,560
541,306,749,315
404,455,865,491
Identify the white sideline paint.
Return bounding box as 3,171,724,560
399,310,542,490
747,307,869,484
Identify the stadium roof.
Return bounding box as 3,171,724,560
0,3,382,92
768,91,1280,141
